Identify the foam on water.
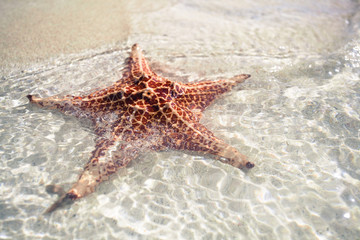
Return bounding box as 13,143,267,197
1,0,360,239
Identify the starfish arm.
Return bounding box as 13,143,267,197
177,74,250,113
165,122,253,169
126,43,154,79
44,137,140,213
160,102,254,169
67,139,139,199
26,94,93,118
28,88,125,118
44,113,161,213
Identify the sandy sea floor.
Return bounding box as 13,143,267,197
1,0,360,239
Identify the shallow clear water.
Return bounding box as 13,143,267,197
1,0,360,239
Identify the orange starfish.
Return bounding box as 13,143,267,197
27,44,254,213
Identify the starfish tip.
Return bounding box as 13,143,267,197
240,74,251,80
132,43,140,51
231,74,251,83
246,161,255,169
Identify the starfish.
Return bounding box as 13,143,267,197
27,44,254,213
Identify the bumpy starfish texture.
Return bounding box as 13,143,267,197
27,44,254,213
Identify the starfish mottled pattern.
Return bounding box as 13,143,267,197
27,44,254,213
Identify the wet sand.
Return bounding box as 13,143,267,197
0,0,148,72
